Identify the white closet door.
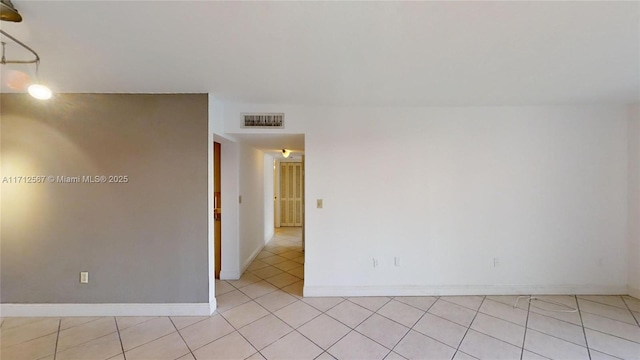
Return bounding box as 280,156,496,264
280,162,302,227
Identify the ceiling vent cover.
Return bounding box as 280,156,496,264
242,113,284,128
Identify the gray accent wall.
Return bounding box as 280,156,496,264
1,94,209,303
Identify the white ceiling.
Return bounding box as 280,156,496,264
1,1,638,106
227,133,304,158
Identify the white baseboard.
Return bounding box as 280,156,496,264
1,302,215,317
629,286,640,299
219,270,241,280
303,284,629,297
265,230,275,244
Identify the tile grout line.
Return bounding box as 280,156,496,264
575,295,592,360
520,294,532,360
52,318,61,360
621,296,640,327
451,296,486,360
114,317,127,360
388,296,442,357
169,317,196,360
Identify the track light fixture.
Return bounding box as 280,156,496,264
0,0,22,22
0,29,52,100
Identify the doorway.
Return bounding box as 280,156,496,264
279,162,303,227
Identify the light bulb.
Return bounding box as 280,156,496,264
28,83,52,100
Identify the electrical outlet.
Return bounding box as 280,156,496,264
372,258,379,268
80,271,89,284
317,199,323,209
493,258,500,267
394,257,401,267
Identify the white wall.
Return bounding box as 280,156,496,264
264,155,275,242
629,104,640,298
238,143,267,272
223,104,629,296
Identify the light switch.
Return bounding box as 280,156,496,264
317,199,323,209
80,271,89,284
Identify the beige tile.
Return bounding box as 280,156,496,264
260,255,289,266
471,313,524,347
479,298,527,326
441,296,485,311
585,328,640,359
634,311,640,324
529,301,583,326
273,260,302,272
125,332,190,360
246,352,266,359
394,296,438,311
590,349,622,360
453,351,480,360
1,317,52,330
326,300,373,328
238,280,279,299
192,331,256,360
582,312,640,343
106,354,125,360
291,256,305,264
215,289,251,313
261,331,323,360
526,312,586,346
385,351,408,360
377,300,425,328
256,250,276,259
486,296,529,310
394,330,456,360
238,314,293,350
578,295,627,309
227,273,262,289
246,259,271,272
279,250,303,260
459,330,522,360
413,312,467,348
274,301,321,329
60,317,102,331
0,317,60,348
327,331,389,360
348,297,391,312
255,290,298,312
286,266,304,279
428,299,477,327
119,317,176,351
215,280,235,296
169,316,208,330
315,352,337,359
222,301,269,329
302,297,345,312
298,314,351,349
251,266,285,279
524,329,589,360
56,332,122,360
281,280,304,298
176,353,196,360
356,313,409,349
534,296,578,308
0,332,57,360
521,350,550,360
57,317,117,351
578,299,636,325
179,314,234,350
115,317,156,330
623,296,640,312
264,272,301,288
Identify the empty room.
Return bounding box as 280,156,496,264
1,1,639,359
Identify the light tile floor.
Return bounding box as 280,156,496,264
2,227,640,359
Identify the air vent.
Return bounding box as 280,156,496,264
242,113,284,128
